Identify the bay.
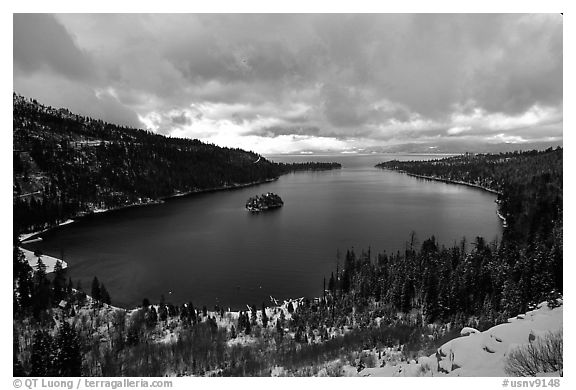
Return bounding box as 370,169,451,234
26,154,502,309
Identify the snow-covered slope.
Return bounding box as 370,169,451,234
357,300,563,377
21,247,68,273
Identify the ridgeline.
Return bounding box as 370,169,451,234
13,94,340,234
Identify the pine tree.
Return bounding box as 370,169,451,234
100,283,111,305
250,304,257,325
261,302,268,327
13,326,26,376
275,319,284,346
66,277,73,297
189,302,196,323
328,272,335,293
295,326,304,343
146,306,158,328
237,311,245,332
13,246,34,312
55,322,82,376
91,277,101,302
52,261,66,302
32,259,52,318
244,313,251,335
126,326,140,346
159,304,168,322
30,330,55,376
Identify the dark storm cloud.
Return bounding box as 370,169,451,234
13,14,95,81
13,14,143,128
13,14,563,153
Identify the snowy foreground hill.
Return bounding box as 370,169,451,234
346,300,563,377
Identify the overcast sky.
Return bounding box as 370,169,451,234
13,14,562,154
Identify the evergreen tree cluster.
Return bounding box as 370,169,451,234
13,244,107,318
300,149,562,328
12,245,81,321
25,322,82,376
13,94,340,234
91,277,112,305
283,150,562,343
376,148,562,243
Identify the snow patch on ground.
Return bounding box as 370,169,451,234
354,300,562,377
19,219,75,242
21,247,68,273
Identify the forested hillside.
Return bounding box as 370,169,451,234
13,96,562,376
376,149,562,244
13,94,340,234
373,149,563,319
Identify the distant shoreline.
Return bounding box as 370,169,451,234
380,169,507,227
403,172,502,195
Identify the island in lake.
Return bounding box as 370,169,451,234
246,192,284,212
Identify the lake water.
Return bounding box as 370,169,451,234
26,154,502,309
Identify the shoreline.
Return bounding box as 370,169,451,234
18,177,282,275
20,247,68,273
160,177,279,201
381,169,508,228
18,177,281,243
403,172,502,195
19,169,505,307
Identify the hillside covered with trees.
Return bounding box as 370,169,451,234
13,94,340,234
13,96,562,376
369,148,562,323
376,149,562,244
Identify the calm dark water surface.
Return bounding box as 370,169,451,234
30,154,502,309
